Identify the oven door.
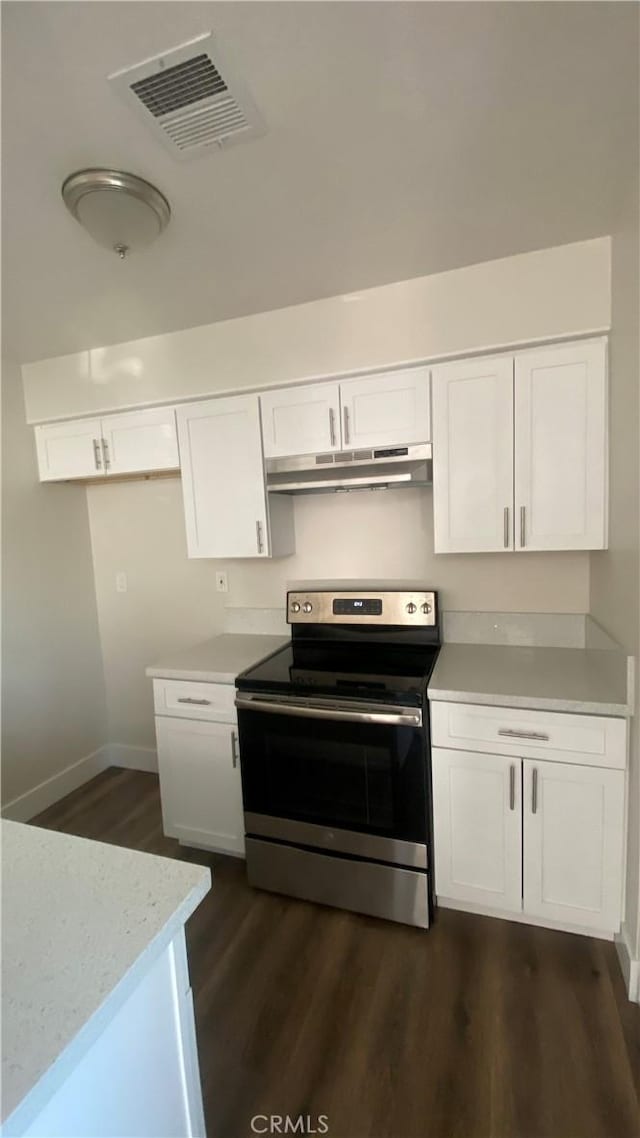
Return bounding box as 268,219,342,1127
235,694,429,868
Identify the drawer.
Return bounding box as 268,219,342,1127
153,678,237,723
430,701,627,770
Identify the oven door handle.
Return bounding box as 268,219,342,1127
234,695,422,728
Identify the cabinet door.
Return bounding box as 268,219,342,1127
339,366,431,449
156,716,245,855
176,395,269,558
523,760,624,932
432,356,514,552
101,407,179,475
35,418,103,481
514,339,607,551
432,748,522,912
260,383,341,458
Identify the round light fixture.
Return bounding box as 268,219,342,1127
61,169,171,258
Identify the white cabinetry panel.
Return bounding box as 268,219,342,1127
432,747,522,912
432,356,514,552
260,383,341,458
339,367,431,449
35,418,103,481
156,716,245,856
514,340,607,551
522,760,624,931
101,407,179,475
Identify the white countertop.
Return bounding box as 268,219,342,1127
146,632,289,683
428,643,631,716
1,821,210,1130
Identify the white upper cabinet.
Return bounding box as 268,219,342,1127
35,418,104,481
339,366,431,449
261,382,341,458
35,407,179,482
177,394,294,559
522,759,624,932
432,747,522,913
100,407,179,476
432,337,608,554
514,340,608,551
432,356,514,552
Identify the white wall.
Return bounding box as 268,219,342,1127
87,476,590,749
22,238,610,423
590,177,640,969
1,359,106,807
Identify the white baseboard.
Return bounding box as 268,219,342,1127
1,748,109,823
437,895,615,941
615,923,640,1003
102,743,158,773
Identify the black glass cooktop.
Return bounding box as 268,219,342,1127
236,642,440,705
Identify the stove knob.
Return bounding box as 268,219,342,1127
406,602,417,614
421,602,432,614
290,601,301,613
302,601,313,614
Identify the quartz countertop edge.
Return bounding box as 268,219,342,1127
427,643,631,717
1,822,211,1134
146,632,289,683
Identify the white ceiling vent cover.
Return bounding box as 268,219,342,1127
109,33,264,160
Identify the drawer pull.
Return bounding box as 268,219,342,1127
498,728,549,742
177,697,212,706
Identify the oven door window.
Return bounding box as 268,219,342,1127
238,709,427,843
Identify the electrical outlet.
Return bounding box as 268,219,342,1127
215,571,228,593
116,571,128,593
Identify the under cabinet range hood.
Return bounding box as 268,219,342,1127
266,443,432,495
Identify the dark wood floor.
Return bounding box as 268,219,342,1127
33,768,640,1138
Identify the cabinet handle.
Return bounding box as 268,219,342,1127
531,767,538,814
329,407,336,447
520,505,526,548
509,764,516,811
93,439,102,471
102,438,111,471
498,728,549,742
343,406,350,444
177,697,211,706
256,520,264,554
231,730,239,769
504,506,509,548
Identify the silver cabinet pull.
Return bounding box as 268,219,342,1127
343,406,351,444
93,439,102,471
256,520,264,554
520,505,526,548
498,728,549,742
509,764,516,811
504,506,509,548
102,438,111,471
329,407,336,447
532,767,538,814
177,697,211,706
231,730,239,769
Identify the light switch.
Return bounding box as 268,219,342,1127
215,571,228,593
116,572,128,593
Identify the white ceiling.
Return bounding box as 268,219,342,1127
2,2,637,363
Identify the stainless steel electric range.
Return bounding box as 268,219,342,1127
235,589,440,928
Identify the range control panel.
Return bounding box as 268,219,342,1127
287,590,437,627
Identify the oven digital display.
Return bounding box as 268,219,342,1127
333,598,383,616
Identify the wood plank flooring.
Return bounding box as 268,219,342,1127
32,767,640,1138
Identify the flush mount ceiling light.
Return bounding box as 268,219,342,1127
61,169,171,258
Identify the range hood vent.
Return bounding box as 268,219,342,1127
267,443,432,495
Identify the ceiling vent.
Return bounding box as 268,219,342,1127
108,33,264,160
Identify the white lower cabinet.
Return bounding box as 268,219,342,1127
522,759,624,931
156,715,245,856
433,740,625,935
432,748,522,912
